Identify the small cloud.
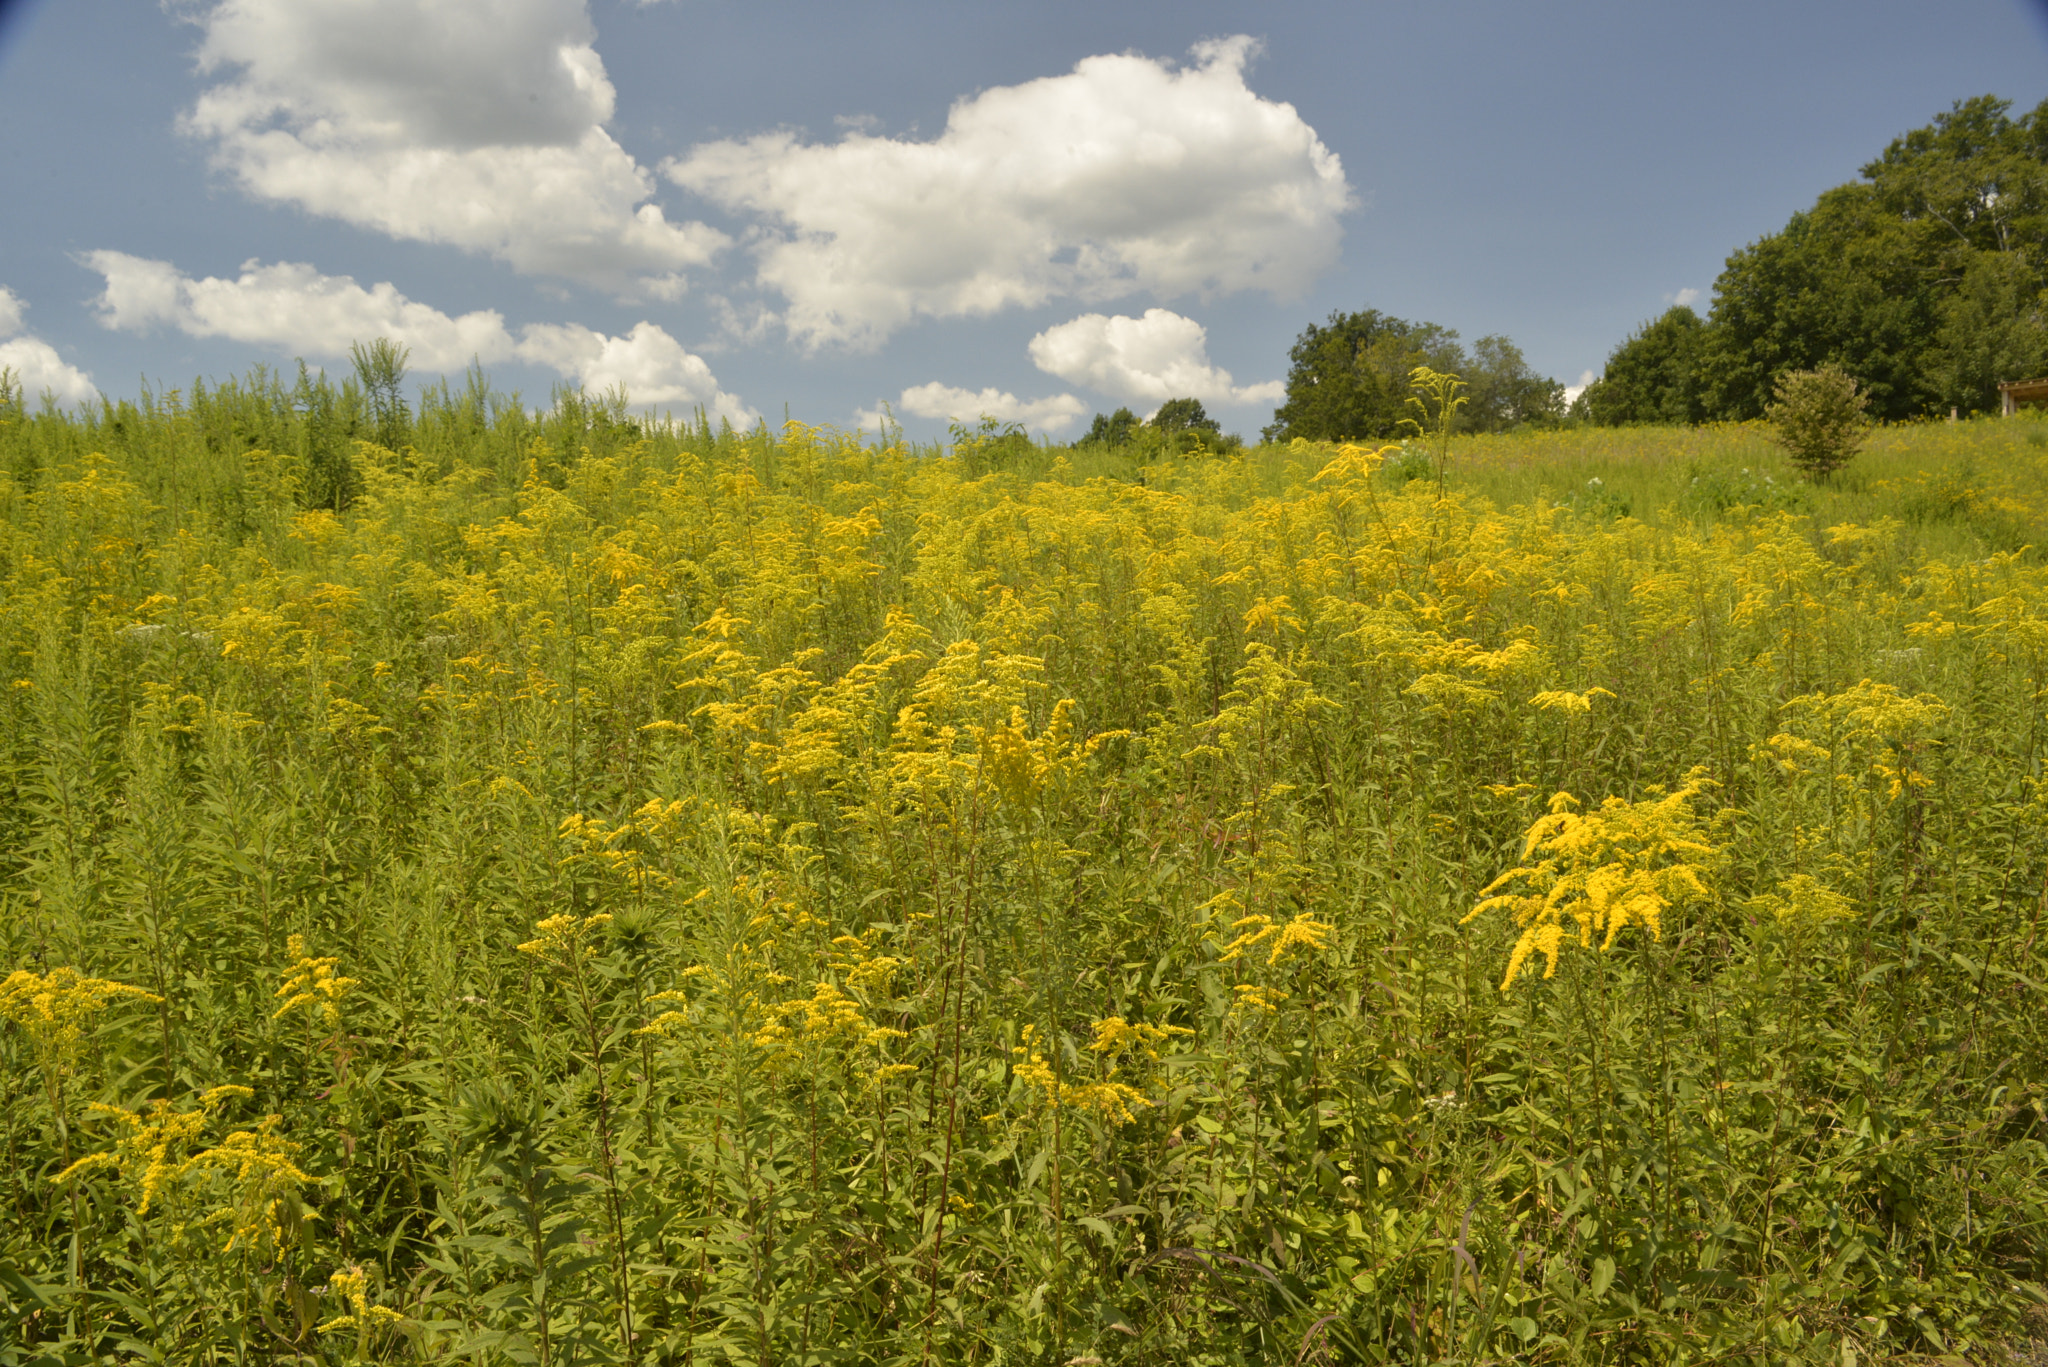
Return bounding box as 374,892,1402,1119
83,251,752,423
1668,287,1701,308
897,381,1086,433
1562,368,1597,406
0,285,98,405
1029,308,1282,407
851,401,898,436
517,320,757,426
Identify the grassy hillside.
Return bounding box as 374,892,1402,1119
3,376,2047,1364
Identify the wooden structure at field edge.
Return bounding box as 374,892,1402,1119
2000,377,2048,415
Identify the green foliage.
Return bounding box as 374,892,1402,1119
1585,95,2048,425
1465,334,1566,430
1578,306,1709,426
1084,406,1142,447
349,337,413,455
1766,363,1871,481
2,374,2047,1365
950,414,1035,475
1266,309,1470,441
1150,396,1220,437
1269,312,1561,442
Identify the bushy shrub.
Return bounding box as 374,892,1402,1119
1765,363,1869,480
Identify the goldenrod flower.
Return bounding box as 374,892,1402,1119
274,935,357,1025
1528,687,1615,716
317,1266,406,1335
1466,775,1718,989
1217,912,1334,967
1,968,161,1074
184,1116,315,1253
515,913,613,966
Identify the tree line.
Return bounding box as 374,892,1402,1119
1580,95,2048,424
1091,92,2046,449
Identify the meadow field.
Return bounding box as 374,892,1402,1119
3,373,2047,1365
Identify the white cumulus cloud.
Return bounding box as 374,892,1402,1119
518,321,753,422
1563,368,1598,406
895,382,1086,434
87,251,518,372
667,36,1351,349
181,0,726,293
0,286,98,405
85,252,753,423
1028,308,1282,407
1669,287,1702,308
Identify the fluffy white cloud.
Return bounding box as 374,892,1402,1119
668,36,1351,349
1562,368,1598,406
85,252,751,422
1028,308,1282,407
895,382,1086,434
182,0,725,291
0,286,98,405
1670,287,1702,308
518,321,754,424
87,251,518,372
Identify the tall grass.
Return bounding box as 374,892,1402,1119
2,369,2046,1365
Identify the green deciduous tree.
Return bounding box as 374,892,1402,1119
1765,363,1869,481
1465,334,1566,430
1265,310,1467,442
1148,398,1219,438
1082,407,1141,447
1580,307,1709,426
1580,95,2048,426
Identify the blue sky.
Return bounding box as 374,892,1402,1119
2,0,2045,440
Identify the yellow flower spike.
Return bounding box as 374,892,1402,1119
1217,912,1332,967
183,1115,315,1254
1,968,162,1074
274,937,358,1025
515,913,613,966
1466,774,1718,990
1230,984,1288,1016
1528,687,1616,716
317,1265,406,1335
1265,912,1335,966
1750,873,1858,925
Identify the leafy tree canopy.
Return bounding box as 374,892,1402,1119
1577,307,1708,426
1266,310,1560,442
1084,407,1142,447
1149,397,1220,436
1588,95,2048,425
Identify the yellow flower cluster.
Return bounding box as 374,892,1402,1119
0,967,161,1073
55,1084,311,1253
751,979,906,1058
1467,775,1718,989
515,913,614,967
1011,1017,1189,1126
317,1266,406,1335
1216,912,1335,967
274,935,358,1025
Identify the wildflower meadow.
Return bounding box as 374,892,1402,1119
3,370,2047,1365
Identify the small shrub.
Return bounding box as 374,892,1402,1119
1384,441,1434,483
1765,363,1869,481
